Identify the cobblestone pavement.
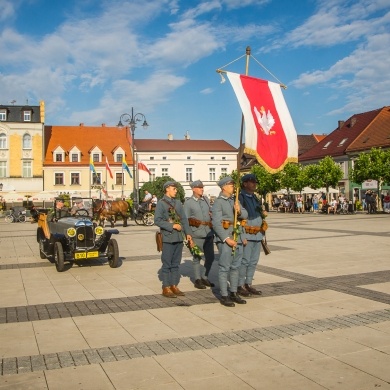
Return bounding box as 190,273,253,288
0,213,389,389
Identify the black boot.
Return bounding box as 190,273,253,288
237,285,251,297
194,279,206,289
220,296,235,307
201,278,215,288
230,292,246,304
245,284,262,295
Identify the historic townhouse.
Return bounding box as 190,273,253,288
43,124,134,200
135,133,238,198
0,101,45,203
299,106,390,200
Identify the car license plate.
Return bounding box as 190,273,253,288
74,251,99,260
87,251,98,258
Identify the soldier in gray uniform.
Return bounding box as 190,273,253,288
212,176,248,307
154,181,192,298
184,180,215,289
238,174,263,296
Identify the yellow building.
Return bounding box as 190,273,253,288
0,101,44,204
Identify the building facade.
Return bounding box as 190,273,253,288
0,102,45,203
135,134,238,198
42,124,134,200
299,106,390,201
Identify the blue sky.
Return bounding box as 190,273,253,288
1,0,389,147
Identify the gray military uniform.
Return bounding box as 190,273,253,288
238,190,263,287
184,195,214,281
154,195,191,288
212,193,248,296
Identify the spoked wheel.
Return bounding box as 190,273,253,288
143,212,155,226
18,214,27,223
107,239,119,268
54,241,65,272
134,213,144,225
4,215,14,223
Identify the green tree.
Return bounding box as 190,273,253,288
306,156,343,197
251,164,282,196
349,148,390,192
279,163,306,195
139,176,186,202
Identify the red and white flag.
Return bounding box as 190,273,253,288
138,161,151,175
105,157,113,179
226,72,298,173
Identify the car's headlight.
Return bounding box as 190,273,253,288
95,226,104,236
67,228,76,237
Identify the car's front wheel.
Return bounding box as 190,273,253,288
54,241,65,272
107,239,119,268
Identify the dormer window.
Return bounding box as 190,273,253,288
338,138,348,147
0,110,6,121
55,153,63,162
23,110,31,122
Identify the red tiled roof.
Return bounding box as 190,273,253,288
347,106,390,152
135,139,237,152
297,134,323,156
44,125,133,166
299,107,384,162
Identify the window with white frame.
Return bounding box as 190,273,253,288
221,167,228,176
0,110,6,121
71,153,78,162
23,111,31,121
116,153,123,163
93,153,100,163
23,134,31,149
71,173,80,185
162,168,169,176
55,153,63,162
22,161,32,177
149,168,156,181
0,161,6,177
0,133,6,149
116,172,123,185
209,167,216,181
186,167,193,182
55,173,64,185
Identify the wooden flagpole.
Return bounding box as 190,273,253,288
233,46,251,242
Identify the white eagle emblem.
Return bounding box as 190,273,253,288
254,106,275,135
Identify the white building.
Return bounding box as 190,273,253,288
135,133,238,198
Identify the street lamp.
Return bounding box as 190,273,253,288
117,108,149,204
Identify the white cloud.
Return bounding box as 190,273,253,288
200,88,214,94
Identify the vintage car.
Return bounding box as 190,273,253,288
37,197,120,272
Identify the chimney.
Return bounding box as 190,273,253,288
338,120,345,129
102,123,106,127
79,123,84,127
184,131,190,140
168,134,173,141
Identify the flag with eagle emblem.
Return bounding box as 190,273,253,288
226,72,298,173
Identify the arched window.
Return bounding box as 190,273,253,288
23,133,31,149
0,133,6,149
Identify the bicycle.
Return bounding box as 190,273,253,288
4,212,27,223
